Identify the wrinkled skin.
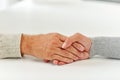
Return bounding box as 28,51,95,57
21,33,85,63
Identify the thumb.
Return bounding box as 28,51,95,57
62,38,73,49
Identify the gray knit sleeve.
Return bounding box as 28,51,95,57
90,37,120,59
0,34,22,58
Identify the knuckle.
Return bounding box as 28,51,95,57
52,33,61,37
74,33,82,38
49,39,59,46
75,33,80,36
67,37,72,41
50,40,57,45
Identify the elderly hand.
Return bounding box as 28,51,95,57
53,33,92,65
21,33,82,64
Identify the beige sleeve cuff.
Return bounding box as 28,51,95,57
0,34,22,58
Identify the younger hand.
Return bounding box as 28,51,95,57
53,33,92,65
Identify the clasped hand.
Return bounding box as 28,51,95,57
21,33,92,65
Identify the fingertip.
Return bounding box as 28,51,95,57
44,59,50,63
58,62,66,65
62,42,67,48
53,60,59,65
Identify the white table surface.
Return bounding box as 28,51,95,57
0,0,120,80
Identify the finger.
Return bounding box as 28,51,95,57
65,45,82,58
52,37,66,48
57,33,67,42
63,33,91,51
83,52,90,59
70,33,91,51
56,39,64,48
52,54,73,63
58,41,83,58
53,60,66,65
53,60,59,65
62,38,72,49
72,42,85,51
79,52,90,60
56,48,79,60
43,59,50,63
59,42,80,60
58,61,66,65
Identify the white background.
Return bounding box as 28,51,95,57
0,0,21,10
0,0,120,80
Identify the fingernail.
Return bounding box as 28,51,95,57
62,42,67,48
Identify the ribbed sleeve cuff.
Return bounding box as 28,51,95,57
0,34,22,58
90,37,120,59
89,37,96,57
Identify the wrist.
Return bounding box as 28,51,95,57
21,34,31,56
21,34,44,56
